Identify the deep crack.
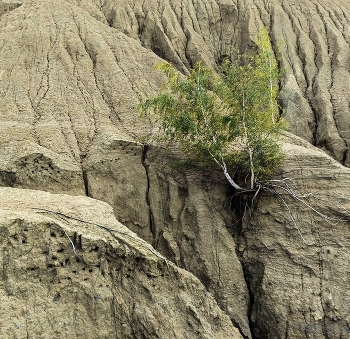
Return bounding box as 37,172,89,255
141,144,156,244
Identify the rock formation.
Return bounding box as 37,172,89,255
0,187,242,338
0,0,350,338
240,133,350,338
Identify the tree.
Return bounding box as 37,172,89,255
138,29,350,244
139,28,286,191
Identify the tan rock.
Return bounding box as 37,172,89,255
85,140,252,338
93,0,350,163
0,140,85,195
3,0,349,165
0,0,22,17
240,134,350,338
1,0,350,338
0,187,243,339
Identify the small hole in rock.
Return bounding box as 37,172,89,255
53,293,61,303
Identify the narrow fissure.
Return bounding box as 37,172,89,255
232,317,252,339
231,241,255,337
230,191,257,339
82,170,90,197
237,245,256,339
141,145,156,244
342,141,348,165
318,249,330,339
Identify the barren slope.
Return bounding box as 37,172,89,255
240,133,350,338
0,0,350,338
90,0,350,164
0,187,243,339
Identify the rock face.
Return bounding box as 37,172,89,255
0,187,242,339
240,134,350,338
0,0,350,338
95,0,350,164
85,142,251,337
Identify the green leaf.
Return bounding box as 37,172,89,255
138,28,286,189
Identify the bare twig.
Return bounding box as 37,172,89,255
262,185,307,243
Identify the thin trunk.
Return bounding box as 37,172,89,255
207,148,242,190
195,65,242,190
242,93,255,189
221,160,242,190
269,54,275,123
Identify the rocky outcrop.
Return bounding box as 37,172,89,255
239,134,350,338
0,187,243,339
2,0,350,168
85,141,251,337
0,1,251,336
92,0,350,165
0,140,85,194
1,0,350,338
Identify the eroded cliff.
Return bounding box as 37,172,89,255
0,187,243,338
0,0,350,338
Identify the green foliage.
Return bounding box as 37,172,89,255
139,28,286,190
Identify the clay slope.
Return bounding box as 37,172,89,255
89,0,350,165
0,187,243,339
0,0,162,193
1,0,350,171
239,134,350,338
0,1,252,337
1,0,350,339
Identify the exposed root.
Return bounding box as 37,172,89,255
230,176,349,244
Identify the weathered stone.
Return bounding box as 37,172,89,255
85,142,252,337
1,0,350,338
240,134,350,338
0,187,243,339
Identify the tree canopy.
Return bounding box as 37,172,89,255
139,28,286,190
